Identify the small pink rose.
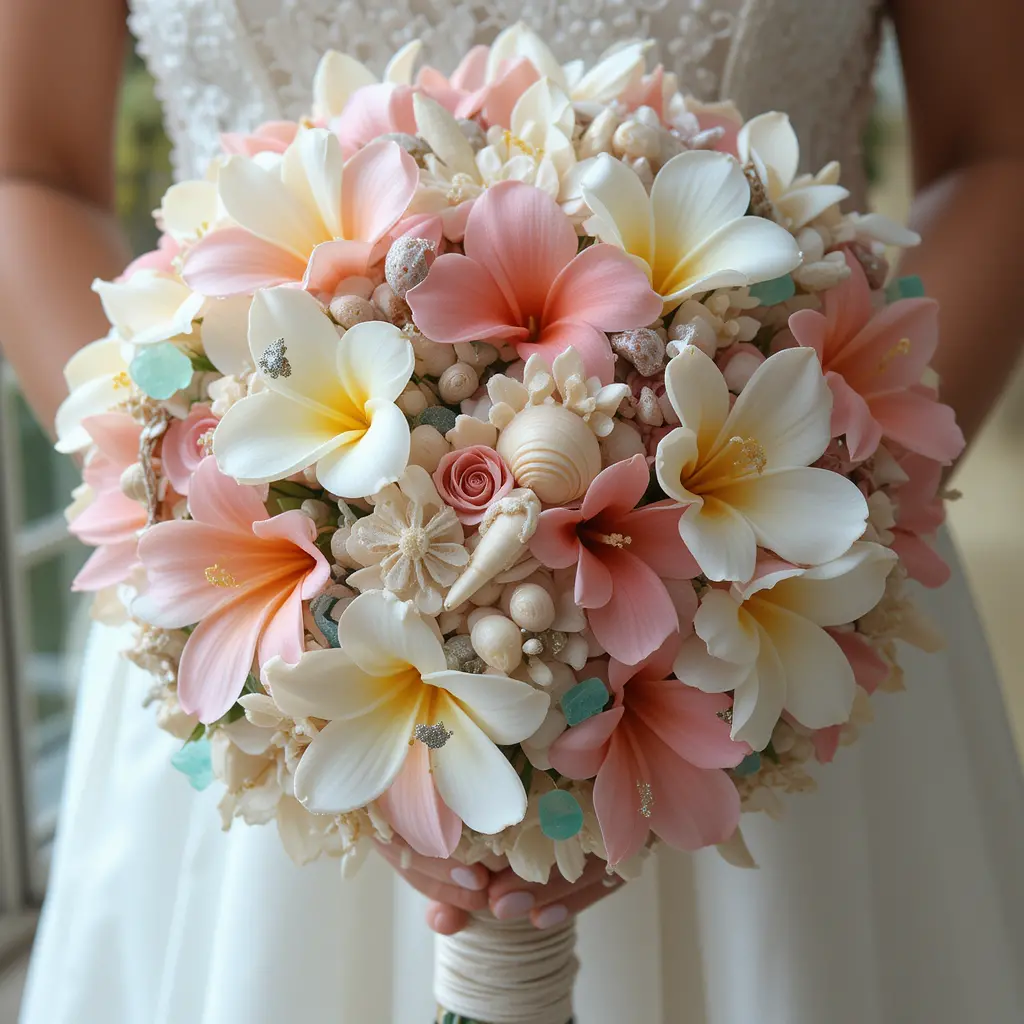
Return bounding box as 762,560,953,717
433,445,512,525
163,405,219,496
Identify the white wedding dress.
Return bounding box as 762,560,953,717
20,2,1024,1022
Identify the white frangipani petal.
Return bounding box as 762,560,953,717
93,272,203,346
312,50,377,121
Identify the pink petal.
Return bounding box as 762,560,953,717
378,741,462,858
586,548,679,665
302,239,375,295
812,726,841,764
392,213,444,251
463,181,577,323
548,706,623,780
72,540,139,592
530,508,584,569
252,509,331,597
828,630,890,695
891,531,951,588
827,370,883,461
593,727,651,865
543,244,662,333
183,228,308,296
415,66,466,114
481,59,539,129
869,389,965,464
189,457,268,532
819,251,873,360
609,634,680,690
220,120,297,157
581,455,648,521
618,501,699,580
120,235,179,280
340,140,420,245
407,253,524,344
894,454,945,533
69,489,146,546
520,318,615,385
630,679,747,769
574,543,614,609
332,84,401,158
643,729,741,850
449,46,489,92
784,309,828,360
81,413,142,469
257,586,307,667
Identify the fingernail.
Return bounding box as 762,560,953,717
533,904,569,930
450,866,486,891
426,906,443,933
493,891,535,920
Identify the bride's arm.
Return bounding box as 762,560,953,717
0,0,132,428
890,0,1024,448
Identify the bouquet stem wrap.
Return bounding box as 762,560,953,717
434,914,577,1024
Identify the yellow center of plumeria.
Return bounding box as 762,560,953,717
685,435,768,494
204,564,241,588
198,429,216,456
112,371,132,390
731,436,767,475
878,337,912,371
637,780,654,818
501,130,544,160
595,532,632,548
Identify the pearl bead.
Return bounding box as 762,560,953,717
508,583,556,632
470,614,523,675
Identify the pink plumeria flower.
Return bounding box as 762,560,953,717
406,180,662,383
183,129,418,298
783,251,965,464
549,638,747,866
69,413,147,592
531,455,699,665
135,458,330,723
220,120,299,158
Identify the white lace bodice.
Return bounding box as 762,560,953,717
128,0,883,202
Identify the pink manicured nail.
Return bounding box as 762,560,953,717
450,866,486,891
493,891,535,920
533,904,569,930
426,906,443,932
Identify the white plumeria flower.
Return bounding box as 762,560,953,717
264,590,550,834
214,287,414,498
54,332,134,453
92,270,203,347
737,112,850,231
582,150,801,313
157,179,220,244
674,542,898,750
312,41,422,121
655,345,868,583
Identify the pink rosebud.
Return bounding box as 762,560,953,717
433,445,512,525
162,405,219,496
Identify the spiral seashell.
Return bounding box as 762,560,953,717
496,405,601,506
437,361,480,404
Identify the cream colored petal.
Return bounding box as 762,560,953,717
62,334,126,391
678,495,758,584
580,154,653,264
655,427,702,506
487,22,565,88
427,670,550,745
312,50,377,121
775,184,849,231
663,345,731,452
383,39,423,84
314,400,410,499
731,633,786,751
336,320,415,407
718,347,831,471
673,633,752,694
512,78,574,142
281,128,344,239
430,695,529,834
737,112,799,191
55,373,130,453
413,94,479,178
93,273,203,346
765,541,898,627
200,295,252,376
570,41,648,103
160,180,220,241
693,589,759,665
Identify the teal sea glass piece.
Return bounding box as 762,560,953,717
171,737,214,791
538,789,584,841
310,594,340,648
734,752,762,777
748,274,795,306
416,405,459,436
560,677,609,727
885,274,926,302
130,342,194,400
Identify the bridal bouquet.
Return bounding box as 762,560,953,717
57,22,963,1023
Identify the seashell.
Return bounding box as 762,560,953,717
329,294,379,329
496,406,601,505
385,236,437,299
120,463,148,502
470,614,523,675
378,132,432,163
610,328,666,378
457,118,487,150
508,583,555,632
408,424,451,473
613,119,662,162
468,579,505,607
372,282,411,324
578,108,620,159
396,387,429,418
444,488,541,609
599,421,646,465
437,361,480,404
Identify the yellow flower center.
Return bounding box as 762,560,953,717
730,436,767,475
687,435,768,493
594,532,632,548
502,130,543,160
398,526,431,560
878,337,911,372
112,371,131,390
204,564,241,588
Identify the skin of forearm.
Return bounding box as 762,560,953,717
0,178,130,429
897,158,1024,452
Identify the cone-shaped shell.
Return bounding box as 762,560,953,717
496,405,601,505
444,488,541,609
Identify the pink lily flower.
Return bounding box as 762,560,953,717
220,120,299,158
549,638,747,865
416,51,539,129
69,414,146,592
331,83,417,158
406,181,663,383
783,250,965,464
531,455,699,665
889,453,951,587
135,458,330,723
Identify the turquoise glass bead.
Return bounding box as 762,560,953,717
311,594,340,648
885,274,926,302
748,274,796,306
560,677,609,727
734,752,762,777
130,342,194,400
171,737,214,791
538,789,584,841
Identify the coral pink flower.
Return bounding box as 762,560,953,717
332,84,417,158
407,181,662,383
889,453,950,587
69,414,146,592
828,630,890,695
783,251,965,463
433,445,513,526
220,120,299,158
119,232,179,282
549,638,747,865
162,404,219,496
416,51,539,128
530,455,699,665
135,458,330,723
